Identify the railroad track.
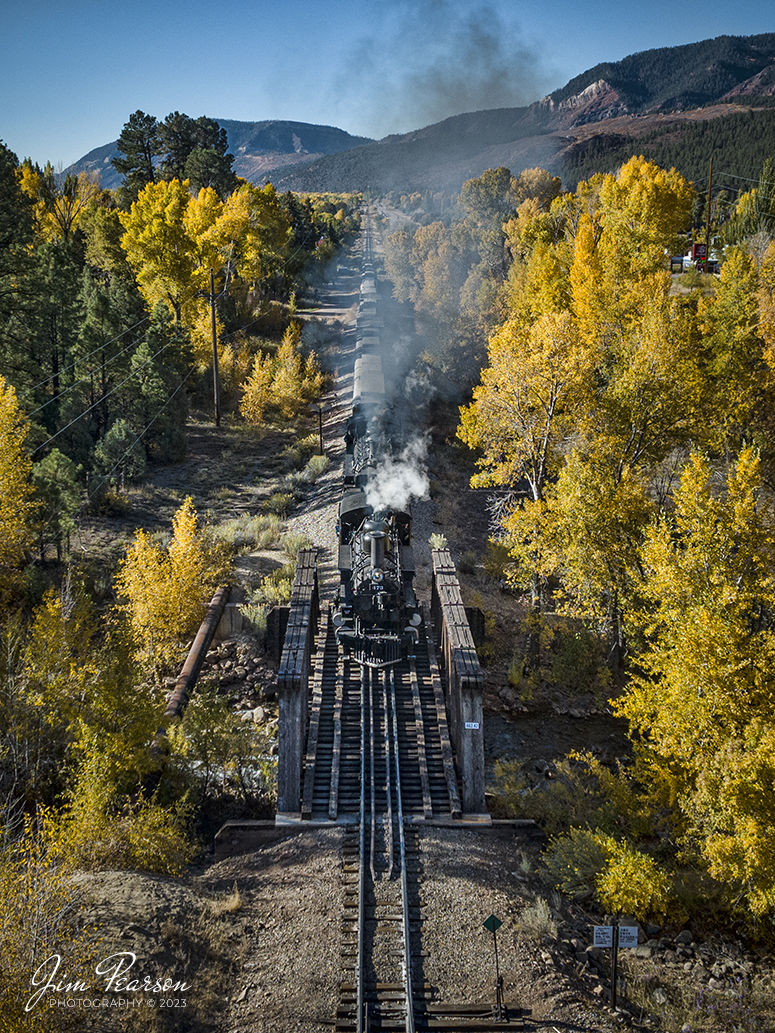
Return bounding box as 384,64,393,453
302,612,460,822
294,216,522,1029
336,664,419,1033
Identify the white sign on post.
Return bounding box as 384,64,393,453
618,926,639,948
593,925,639,949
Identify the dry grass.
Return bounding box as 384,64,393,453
620,955,775,1032
208,881,243,917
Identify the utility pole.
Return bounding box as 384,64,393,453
705,157,713,272
210,268,221,428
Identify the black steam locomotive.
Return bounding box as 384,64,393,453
332,219,422,667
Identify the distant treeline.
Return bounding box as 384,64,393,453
562,107,775,196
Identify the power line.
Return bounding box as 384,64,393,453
32,338,175,455
27,333,149,419
87,365,197,501
29,313,151,392
38,365,198,555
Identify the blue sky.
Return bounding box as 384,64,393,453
1,0,773,168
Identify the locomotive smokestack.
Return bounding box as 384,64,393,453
363,519,387,568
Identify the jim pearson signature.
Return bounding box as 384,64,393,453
26,952,192,1011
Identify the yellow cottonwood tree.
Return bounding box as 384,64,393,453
618,449,775,914
469,159,698,630
119,179,197,322
0,377,33,597
115,497,230,671
458,311,595,610
458,311,594,503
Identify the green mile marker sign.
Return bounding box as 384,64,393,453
483,914,502,933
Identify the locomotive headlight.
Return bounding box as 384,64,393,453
371,569,384,583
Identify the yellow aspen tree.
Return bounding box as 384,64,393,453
240,352,276,424
699,246,771,445
759,239,775,354
0,376,33,597
302,351,325,401
115,497,229,671
458,311,595,611
618,448,775,915
119,179,197,322
272,323,305,418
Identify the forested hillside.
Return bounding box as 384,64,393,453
0,127,361,1024
379,151,775,938
561,106,775,191
269,32,775,195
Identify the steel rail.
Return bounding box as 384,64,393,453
357,665,367,1033
369,666,377,884
382,669,394,880
390,666,416,1033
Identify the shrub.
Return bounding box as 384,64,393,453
56,752,195,875
545,828,672,920
281,532,313,564
516,896,558,940
457,550,478,575
168,687,276,805
214,513,283,553
303,453,330,483
264,492,295,518
545,828,608,899
0,811,97,1033
483,541,512,581
256,569,293,606
595,836,672,921
240,600,268,647
550,622,608,694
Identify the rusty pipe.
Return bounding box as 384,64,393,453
165,585,231,719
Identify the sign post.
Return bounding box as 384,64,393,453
594,922,639,1010
483,914,504,1020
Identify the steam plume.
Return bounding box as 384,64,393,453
366,438,429,512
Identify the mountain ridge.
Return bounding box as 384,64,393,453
70,119,374,191
70,32,775,196
263,32,775,194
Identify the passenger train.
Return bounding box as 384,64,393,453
332,216,422,667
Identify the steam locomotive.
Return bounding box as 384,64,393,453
331,219,422,667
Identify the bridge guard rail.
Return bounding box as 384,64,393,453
430,548,485,814
277,549,319,814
